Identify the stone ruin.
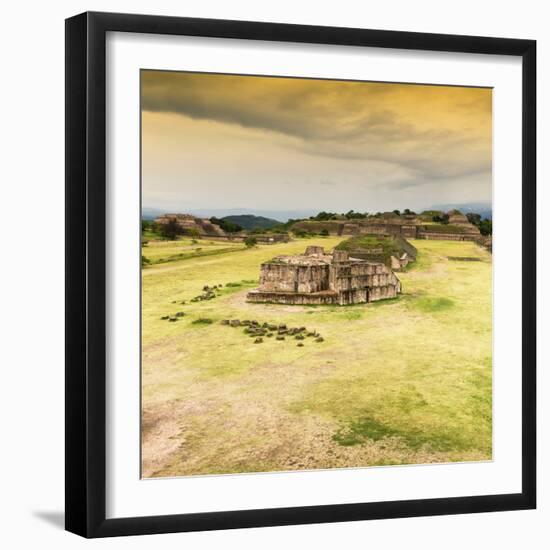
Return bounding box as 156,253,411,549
154,213,290,243
290,210,481,242
246,246,401,306
155,213,227,237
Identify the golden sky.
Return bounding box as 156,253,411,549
141,70,492,218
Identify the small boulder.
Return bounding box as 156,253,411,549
254,338,263,344
315,337,324,342
297,342,304,347
176,312,185,317
276,336,285,341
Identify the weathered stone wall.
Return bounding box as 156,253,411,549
292,214,483,242
247,290,338,305
401,225,419,238
418,232,480,242
305,245,325,255
257,263,329,293
155,214,227,237
248,247,401,306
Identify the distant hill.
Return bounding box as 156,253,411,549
142,207,166,220
427,202,492,220
221,214,283,230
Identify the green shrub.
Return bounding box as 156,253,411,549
192,318,214,325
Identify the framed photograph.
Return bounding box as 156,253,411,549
65,11,536,538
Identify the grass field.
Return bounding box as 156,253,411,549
141,237,492,477
142,237,244,265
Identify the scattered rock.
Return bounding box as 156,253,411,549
160,315,169,320
175,312,185,317
220,318,323,348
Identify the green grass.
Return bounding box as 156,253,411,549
141,237,492,477
420,224,474,234
410,297,455,313
142,237,244,265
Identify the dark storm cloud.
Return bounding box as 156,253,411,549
141,71,492,185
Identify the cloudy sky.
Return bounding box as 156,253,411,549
141,70,492,218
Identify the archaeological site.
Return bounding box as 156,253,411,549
291,210,481,242
247,246,401,306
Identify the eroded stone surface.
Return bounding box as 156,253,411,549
247,247,401,305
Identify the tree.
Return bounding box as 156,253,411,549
311,211,338,221
465,212,492,236
392,209,401,216
479,219,492,236
210,217,243,233
432,213,449,224
345,210,367,219
244,236,257,248
466,213,482,226
185,227,201,240
320,228,329,236
159,219,183,240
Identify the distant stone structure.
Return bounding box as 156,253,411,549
247,246,401,305
154,213,289,243
155,214,227,238
335,235,417,271
291,210,481,242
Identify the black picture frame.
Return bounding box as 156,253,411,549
65,11,536,538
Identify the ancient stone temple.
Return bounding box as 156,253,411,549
246,246,401,306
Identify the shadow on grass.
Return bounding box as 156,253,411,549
333,415,475,453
